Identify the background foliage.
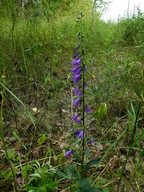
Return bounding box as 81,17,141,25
0,0,144,191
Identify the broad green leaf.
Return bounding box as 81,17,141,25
56,170,71,180
78,178,101,192
67,164,78,178
85,157,102,170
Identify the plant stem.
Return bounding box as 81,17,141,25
81,50,85,177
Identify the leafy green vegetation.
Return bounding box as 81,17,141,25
0,0,144,191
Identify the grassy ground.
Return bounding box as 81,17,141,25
0,2,144,191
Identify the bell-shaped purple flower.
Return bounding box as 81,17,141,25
73,87,80,95
73,74,80,84
71,66,80,74
65,150,72,159
73,114,78,121
71,60,79,66
84,65,87,73
73,98,80,107
74,130,84,139
75,43,80,50
76,117,81,123
78,91,83,96
73,52,79,58
85,106,91,114
77,57,81,65
87,138,94,145
84,82,87,89
75,68,81,75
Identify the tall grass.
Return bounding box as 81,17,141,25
0,2,144,191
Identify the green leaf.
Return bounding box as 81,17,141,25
56,170,71,180
13,131,27,150
84,149,91,158
37,134,47,145
7,149,15,159
30,173,41,179
78,178,101,192
98,102,107,118
85,158,102,170
62,164,68,175
102,187,109,192
67,164,78,178
22,165,32,179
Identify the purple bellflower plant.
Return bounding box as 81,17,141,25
64,21,93,178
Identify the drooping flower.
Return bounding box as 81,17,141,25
71,60,80,66
65,150,72,159
75,43,80,50
73,98,80,107
77,57,81,65
87,138,94,145
75,68,81,75
73,114,79,121
73,87,80,95
84,82,87,89
73,74,80,84
73,52,79,58
76,117,81,123
73,114,81,123
78,91,83,96
85,106,91,114
71,66,80,74
84,65,87,73
74,130,84,139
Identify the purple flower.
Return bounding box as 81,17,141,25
71,60,80,66
77,57,81,64
87,138,94,145
85,106,91,114
71,66,80,74
75,43,80,50
74,128,78,132
76,117,81,123
78,91,83,96
74,130,84,139
75,68,81,75
73,98,80,107
73,52,79,58
73,114,79,121
73,87,80,95
65,150,72,159
66,180,71,184
84,82,87,89
73,114,81,123
84,65,87,73
73,74,80,84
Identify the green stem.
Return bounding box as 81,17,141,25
0,93,18,192
81,51,85,177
